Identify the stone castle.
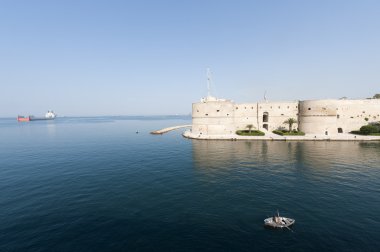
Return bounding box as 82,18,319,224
191,95,380,137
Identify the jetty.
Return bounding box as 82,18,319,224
151,125,192,135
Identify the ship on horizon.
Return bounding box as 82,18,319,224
17,111,57,122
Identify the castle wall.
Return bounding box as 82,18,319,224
192,100,235,136
257,101,299,131
191,97,380,136
299,99,380,135
234,103,258,130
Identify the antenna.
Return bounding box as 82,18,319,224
207,68,212,97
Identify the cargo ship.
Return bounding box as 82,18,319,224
17,111,56,122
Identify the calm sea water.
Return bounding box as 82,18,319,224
0,117,379,252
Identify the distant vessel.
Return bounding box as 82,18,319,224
17,111,56,122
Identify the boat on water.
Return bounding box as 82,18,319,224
17,111,56,122
264,211,295,229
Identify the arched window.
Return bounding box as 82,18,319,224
338,128,343,133
263,124,269,130
263,112,269,122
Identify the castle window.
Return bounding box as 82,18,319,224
278,106,280,109
308,108,311,110
197,110,199,112
251,107,254,109
338,128,343,133
287,106,289,109
216,110,220,112
236,107,238,109
244,107,246,109
263,112,269,122
270,106,272,109
227,114,229,116
296,106,298,108
363,111,365,113
281,114,284,116
337,115,340,119
205,114,208,116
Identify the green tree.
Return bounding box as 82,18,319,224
246,124,254,133
283,118,297,132
373,94,380,99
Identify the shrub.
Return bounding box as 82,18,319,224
272,130,305,136
236,130,265,136
360,125,379,135
273,130,285,136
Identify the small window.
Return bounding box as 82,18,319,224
278,106,280,109
251,107,254,109
205,114,208,116
227,114,229,116
296,106,298,108
363,111,365,113
244,107,246,109
337,115,340,119
308,108,311,110
236,107,238,109
197,110,199,112
270,106,272,109
281,114,284,116
216,110,220,112
287,106,289,109
338,128,343,133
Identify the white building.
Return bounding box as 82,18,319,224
191,96,380,136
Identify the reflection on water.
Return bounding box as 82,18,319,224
46,122,56,137
192,140,380,173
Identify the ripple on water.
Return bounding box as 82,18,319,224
1,119,380,251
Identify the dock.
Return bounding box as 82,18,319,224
151,125,192,135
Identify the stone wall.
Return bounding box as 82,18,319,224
191,97,380,136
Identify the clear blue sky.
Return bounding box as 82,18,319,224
1,0,379,116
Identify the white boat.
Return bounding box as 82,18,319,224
44,110,56,119
264,211,295,229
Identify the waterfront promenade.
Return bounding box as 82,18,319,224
151,125,192,134
183,130,380,141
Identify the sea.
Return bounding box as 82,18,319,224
0,116,379,252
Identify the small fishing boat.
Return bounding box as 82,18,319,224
264,211,295,229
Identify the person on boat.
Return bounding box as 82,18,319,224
273,215,280,224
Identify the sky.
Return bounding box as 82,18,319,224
1,0,379,116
